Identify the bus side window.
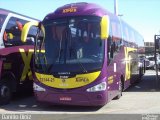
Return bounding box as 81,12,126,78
107,19,123,65
107,20,116,65
3,17,28,47
107,36,114,65
111,20,121,53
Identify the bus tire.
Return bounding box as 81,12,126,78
114,78,123,100
137,67,143,83
0,81,12,105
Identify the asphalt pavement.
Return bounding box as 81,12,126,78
0,70,160,120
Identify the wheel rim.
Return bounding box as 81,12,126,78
119,81,122,96
1,85,10,98
119,81,122,91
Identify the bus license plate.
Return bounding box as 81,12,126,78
59,97,72,101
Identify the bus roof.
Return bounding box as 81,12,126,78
43,2,113,20
0,8,40,21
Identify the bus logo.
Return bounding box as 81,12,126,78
62,79,66,83
124,47,137,81
62,7,77,13
60,76,69,83
19,48,34,81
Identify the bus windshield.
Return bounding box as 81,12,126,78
36,16,104,74
0,14,7,31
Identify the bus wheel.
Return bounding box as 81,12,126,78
139,67,143,80
114,80,123,100
0,82,11,105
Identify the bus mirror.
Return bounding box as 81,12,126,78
100,16,109,40
21,21,39,42
8,33,14,39
40,23,45,40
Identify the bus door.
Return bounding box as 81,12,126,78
106,19,122,100
106,36,120,100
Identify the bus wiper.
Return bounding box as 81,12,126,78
68,28,87,73
70,48,87,73
58,48,63,63
58,36,63,63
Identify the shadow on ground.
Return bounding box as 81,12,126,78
0,93,101,112
1,70,160,112
126,70,160,92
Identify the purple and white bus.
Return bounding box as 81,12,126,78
0,8,39,105
21,2,145,106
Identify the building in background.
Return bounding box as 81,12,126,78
144,42,154,55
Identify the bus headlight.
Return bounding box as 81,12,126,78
33,83,46,91
86,82,106,92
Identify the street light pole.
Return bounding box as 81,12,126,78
114,0,118,15
154,34,160,90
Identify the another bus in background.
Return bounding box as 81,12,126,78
21,2,145,106
0,8,39,105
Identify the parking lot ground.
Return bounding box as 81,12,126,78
0,70,160,115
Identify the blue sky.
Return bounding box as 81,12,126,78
1,0,160,42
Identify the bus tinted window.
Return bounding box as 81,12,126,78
0,14,7,31
3,17,29,47
36,16,104,73
26,26,38,44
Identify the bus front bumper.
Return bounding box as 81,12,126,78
34,89,108,106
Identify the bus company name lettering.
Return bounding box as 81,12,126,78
108,76,114,84
63,7,77,13
76,77,89,83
